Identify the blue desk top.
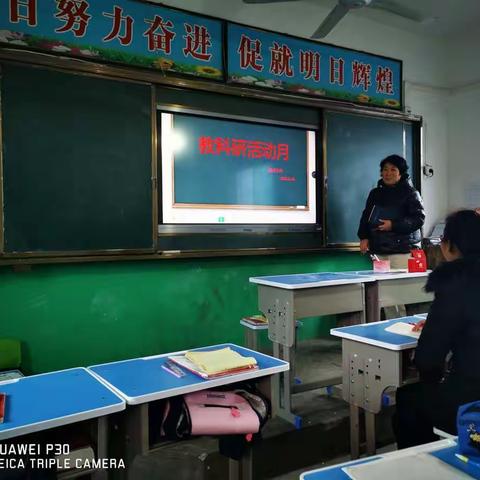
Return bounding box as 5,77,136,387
89,343,289,405
300,457,380,479
331,316,423,350
344,269,430,280
249,272,374,289
301,440,470,479
0,368,125,440
432,445,480,479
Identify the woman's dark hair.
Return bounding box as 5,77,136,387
380,154,409,177
442,209,480,257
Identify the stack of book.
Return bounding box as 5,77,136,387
241,314,268,327
169,347,258,379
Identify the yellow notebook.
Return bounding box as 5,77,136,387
185,347,257,375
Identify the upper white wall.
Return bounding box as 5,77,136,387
447,85,480,211
445,28,480,88
444,27,480,215
406,83,449,232
155,0,454,231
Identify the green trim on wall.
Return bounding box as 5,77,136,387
0,252,369,374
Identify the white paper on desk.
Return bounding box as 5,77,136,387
385,321,421,339
343,453,472,480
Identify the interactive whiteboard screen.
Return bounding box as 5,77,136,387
161,113,316,224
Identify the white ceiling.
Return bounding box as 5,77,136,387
152,1,480,39
302,0,480,38
154,0,480,43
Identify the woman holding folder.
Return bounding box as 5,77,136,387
357,155,425,316
358,154,424,262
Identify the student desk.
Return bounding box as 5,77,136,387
249,272,375,427
300,438,480,480
347,270,433,323
88,343,288,480
0,367,126,480
331,316,424,458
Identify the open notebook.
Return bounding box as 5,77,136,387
385,321,421,339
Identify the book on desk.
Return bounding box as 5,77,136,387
169,347,258,379
242,314,268,326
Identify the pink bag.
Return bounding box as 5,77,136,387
184,390,260,435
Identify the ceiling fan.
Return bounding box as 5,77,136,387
242,0,427,39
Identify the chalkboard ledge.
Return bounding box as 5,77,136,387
0,245,360,266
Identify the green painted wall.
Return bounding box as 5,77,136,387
0,252,369,374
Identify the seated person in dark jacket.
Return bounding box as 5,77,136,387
393,209,480,449
358,154,425,317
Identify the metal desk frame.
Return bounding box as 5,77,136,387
89,343,288,480
0,368,125,480
357,271,433,323
251,273,374,427
331,317,423,459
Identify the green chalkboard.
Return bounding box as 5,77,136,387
1,65,153,254
325,111,416,245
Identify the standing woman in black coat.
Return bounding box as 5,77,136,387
394,209,480,449
357,154,425,317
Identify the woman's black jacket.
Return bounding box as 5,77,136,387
357,177,425,254
415,257,480,383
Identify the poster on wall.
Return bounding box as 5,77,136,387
227,23,402,110
0,0,223,80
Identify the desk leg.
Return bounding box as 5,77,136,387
241,447,253,480
365,411,376,456
227,447,253,480
287,343,296,394
337,311,364,327
350,404,360,460
92,416,108,480
360,283,366,324
245,328,258,351
125,404,149,466
228,458,240,480
365,283,380,324
271,342,282,415
272,342,299,427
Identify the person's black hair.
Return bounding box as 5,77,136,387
380,154,409,177
442,209,480,257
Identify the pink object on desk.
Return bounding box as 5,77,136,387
373,259,390,272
